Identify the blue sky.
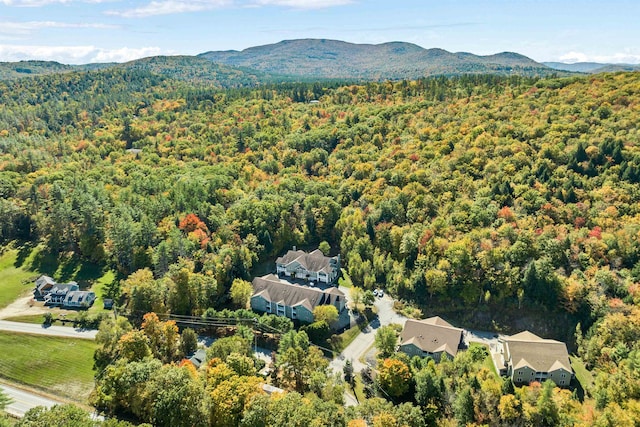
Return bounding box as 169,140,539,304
0,0,638,64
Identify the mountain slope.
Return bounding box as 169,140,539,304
0,60,77,80
544,61,640,73
199,39,557,80
112,55,269,88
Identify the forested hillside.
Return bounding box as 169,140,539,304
199,39,559,80
2,69,640,425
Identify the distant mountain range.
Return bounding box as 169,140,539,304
2,39,638,85
543,61,640,73
199,39,557,80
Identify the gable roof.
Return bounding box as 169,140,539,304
64,290,95,304
48,282,79,296
251,274,344,312
35,275,56,292
504,330,572,374
188,349,207,368
400,316,463,357
276,249,338,275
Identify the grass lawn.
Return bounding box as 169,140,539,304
2,314,46,324
332,325,362,353
482,350,500,379
347,374,367,404
468,342,500,379
88,270,115,315
0,247,41,309
570,355,594,391
0,331,97,401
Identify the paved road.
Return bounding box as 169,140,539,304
0,320,97,340
0,383,60,417
329,294,408,375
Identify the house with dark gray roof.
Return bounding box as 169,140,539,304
503,331,573,387
250,274,345,323
276,247,340,284
398,316,463,361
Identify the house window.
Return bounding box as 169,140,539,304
266,302,271,312
561,380,565,385
561,373,566,378
516,377,522,382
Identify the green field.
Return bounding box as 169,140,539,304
0,331,97,401
570,355,594,392
0,247,40,309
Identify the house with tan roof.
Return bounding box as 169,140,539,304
250,274,345,323
503,331,573,387
398,316,463,361
276,247,340,284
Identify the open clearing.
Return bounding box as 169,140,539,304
0,244,115,320
0,247,39,309
0,331,97,401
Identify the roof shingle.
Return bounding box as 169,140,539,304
400,316,463,357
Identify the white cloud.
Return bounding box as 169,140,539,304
107,0,350,18
559,50,640,65
0,44,164,63
92,46,163,62
253,0,352,8
0,21,117,36
106,0,231,18
1,0,114,5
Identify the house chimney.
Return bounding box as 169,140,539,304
293,245,297,251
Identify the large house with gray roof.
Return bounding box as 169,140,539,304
398,316,464,361
250,273,345,323
276,248,340,284
33,275,95,309
503,331,573,387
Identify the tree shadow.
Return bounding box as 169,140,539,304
74,261,105,289
571,376,586,402
14,241,38,268
27,248,59,276
26,248,106,288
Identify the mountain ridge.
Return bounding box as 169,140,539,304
198,38,557,80
544,61,640,73
0,39,571,83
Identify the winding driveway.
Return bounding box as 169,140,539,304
330,292,408,375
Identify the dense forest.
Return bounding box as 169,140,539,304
1,68,640,425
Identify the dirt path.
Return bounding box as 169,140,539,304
0,295,50,319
